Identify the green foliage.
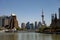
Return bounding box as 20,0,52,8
16,27,21,31
39,25,47,32
21,28,27,31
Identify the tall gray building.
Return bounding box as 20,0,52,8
0,16,10,27
30,23,34,30
21,23,26,29
59,8,60,19
35,21,37,29
0,16,3,27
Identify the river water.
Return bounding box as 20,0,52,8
0,32,60,40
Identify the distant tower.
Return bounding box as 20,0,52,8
59,8,60,19
51,14,54,22
55,13,57,23
41,9,44,25
55,13,57,19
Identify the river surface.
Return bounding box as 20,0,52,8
0,32,60,40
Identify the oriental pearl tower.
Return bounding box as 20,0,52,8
41,9,45,25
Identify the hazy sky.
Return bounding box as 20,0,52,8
0,0,60,26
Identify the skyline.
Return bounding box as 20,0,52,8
0,0,60,27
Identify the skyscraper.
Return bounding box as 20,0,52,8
10,14,18,29
0,16,9,27
0,16,3,27
51,14,55,22
4,16,9,27
0,14,19,29
59,8,60,19
38,22,42,28
21,23,26,29
35,21,37,29
30,23,34,30
26,22,30,30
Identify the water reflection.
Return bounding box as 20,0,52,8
0,33,18,40
0,33,60,40
18,33,52,40
52,34,60,40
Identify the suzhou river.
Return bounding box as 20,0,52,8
0,32,60,40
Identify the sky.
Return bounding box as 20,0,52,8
0,0,60,27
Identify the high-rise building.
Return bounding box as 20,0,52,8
51,14,55,22
0,16,9,27
0,16,3,27
35,21,37,29
50,13,60,28
30,23,34,30
38,22,42,28
21,23,26,29
54,13,57,23
0,14,19,29
9,14,19,29
26,22,30,30
59,8,60,19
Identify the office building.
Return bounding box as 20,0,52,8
38,22,42,28
26,22,31,30
0,14,19,29
59,8,60,19
35,21,37,29
30,23,34,30
21,23,26,29
0,16,3,27
50,8,60,28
